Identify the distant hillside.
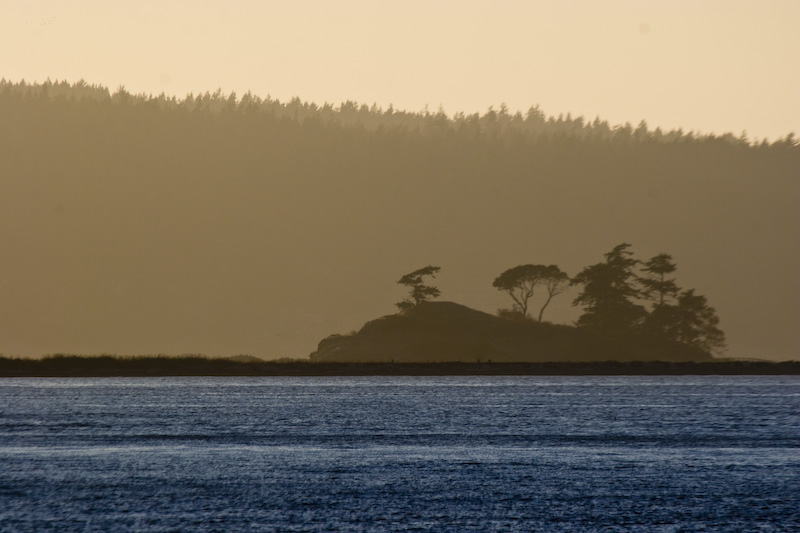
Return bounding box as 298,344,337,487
1,80,797,361
6,79,795,144
309,302,712,363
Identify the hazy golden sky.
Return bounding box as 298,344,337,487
3,0,798,140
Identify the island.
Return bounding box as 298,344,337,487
309,301,712,363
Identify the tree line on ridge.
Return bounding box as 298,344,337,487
2,78,797,147
1,78,795,360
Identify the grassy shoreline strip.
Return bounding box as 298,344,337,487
1,356,798,377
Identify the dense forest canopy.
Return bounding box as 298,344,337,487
1,79,798,360
3,78,798,145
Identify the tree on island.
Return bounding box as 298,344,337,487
396,266,441,310
537,265,571,322
639,253,679,306
571,243,647,332
667,290,726,353
638,254,725,353
493,265,539,318
493,264,569,321
572,244,726,354
639,252,681,338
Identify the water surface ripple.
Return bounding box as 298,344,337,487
1,376,798,531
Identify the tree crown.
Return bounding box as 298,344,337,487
396,266,441,310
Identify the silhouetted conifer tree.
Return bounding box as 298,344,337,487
639,253,679,306
396,266,441,310
572,244,647,332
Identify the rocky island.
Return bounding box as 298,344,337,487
309,301,712,363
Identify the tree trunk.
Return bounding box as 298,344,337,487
538,293,554,322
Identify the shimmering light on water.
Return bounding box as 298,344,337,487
1,376,798,531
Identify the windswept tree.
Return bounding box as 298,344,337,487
644,289,726,354
493,265,541,318
639,253,679,306
640,253,681,337
637,254,725,353
572,243,646,332
667,290,726,353
536,265,570,322
493,264,570,321
396,266,441,310
572,245,726,354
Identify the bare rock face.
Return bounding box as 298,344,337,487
309,301,712,363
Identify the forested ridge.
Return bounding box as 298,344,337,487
1,79,798,360
4,79,799,144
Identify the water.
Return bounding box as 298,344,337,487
1,376,798,532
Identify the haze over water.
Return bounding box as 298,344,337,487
1,1,798,360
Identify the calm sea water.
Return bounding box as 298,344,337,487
0,376,798,532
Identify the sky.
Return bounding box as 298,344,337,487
2,0,798,141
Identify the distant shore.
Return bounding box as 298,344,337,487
1,356,798,377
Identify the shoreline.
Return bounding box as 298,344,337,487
1,358,798,377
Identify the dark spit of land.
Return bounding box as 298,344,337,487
1,356,798,377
